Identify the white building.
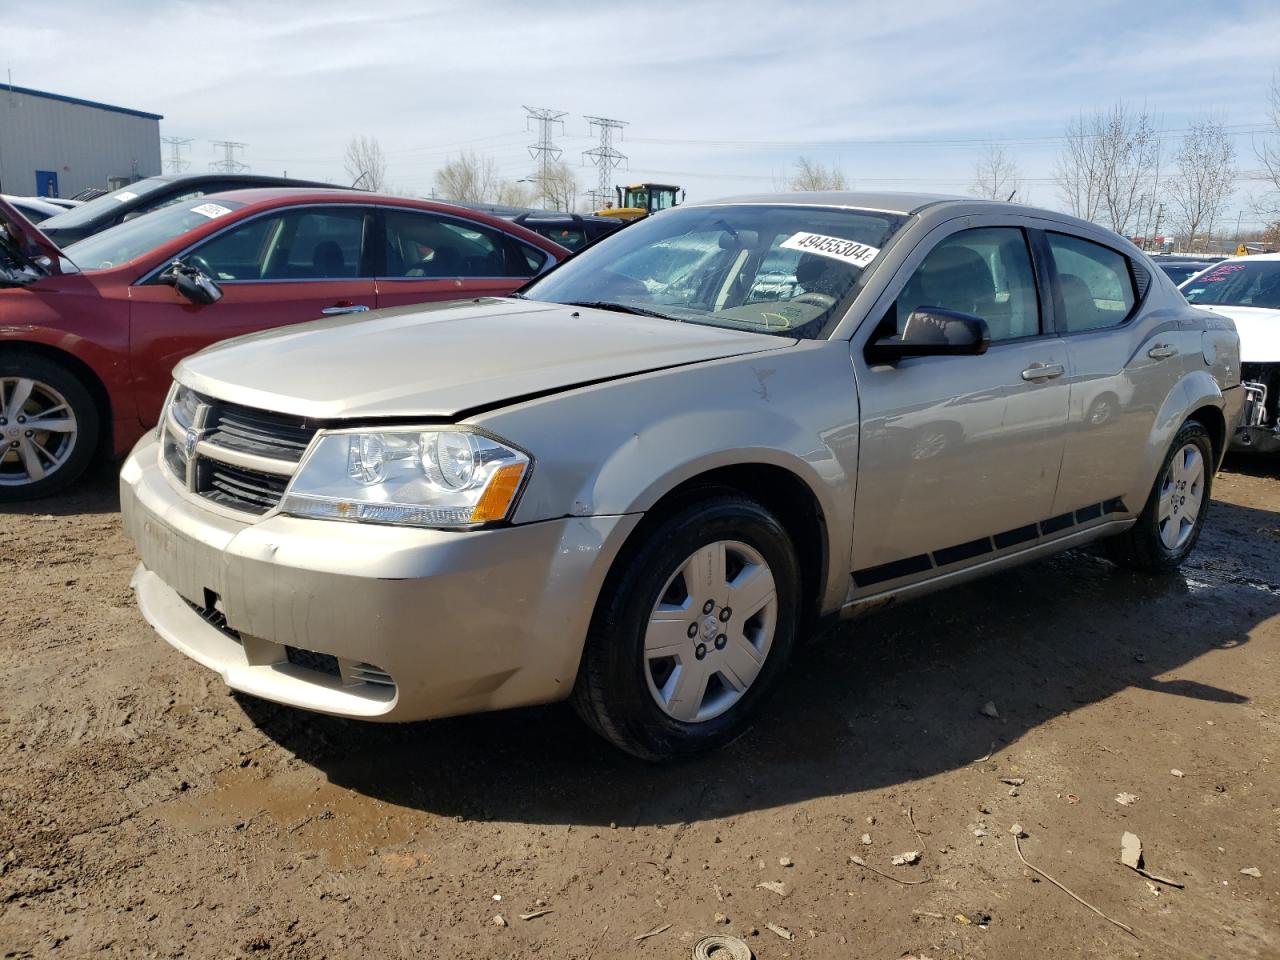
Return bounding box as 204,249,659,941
0,84,162,199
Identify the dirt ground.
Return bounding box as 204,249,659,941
1,457,1278,960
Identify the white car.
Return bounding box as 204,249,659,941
0,194,69,224
1180,253,1280,452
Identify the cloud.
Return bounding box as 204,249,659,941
3,0,1277,213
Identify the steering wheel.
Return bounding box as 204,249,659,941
187,254,218,279
793,291,837,308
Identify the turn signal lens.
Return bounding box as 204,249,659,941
470,462,528,522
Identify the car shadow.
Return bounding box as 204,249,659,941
237,493,1280,827
0,458,120,517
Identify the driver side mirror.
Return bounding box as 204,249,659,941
161,259,222,306
867,307,990,364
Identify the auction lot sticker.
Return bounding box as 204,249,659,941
780,232,880,268
190,202,233,219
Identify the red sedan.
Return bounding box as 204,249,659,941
0,190,567,499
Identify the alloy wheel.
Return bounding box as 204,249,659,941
643,540,778,723
0,377,79,487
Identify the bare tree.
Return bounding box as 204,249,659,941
1166,118,1237,252
1258,70,1280,215
344,135,387,191
1054,102,1161,234
537,161,579,212
969,141,1021,200
494,180,536,208
788,157,848,191
433,150,500,203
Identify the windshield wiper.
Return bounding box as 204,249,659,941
560,300,678,322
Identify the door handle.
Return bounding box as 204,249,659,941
1148,343,1177,360
1021,362,1065,382
321,304,371,315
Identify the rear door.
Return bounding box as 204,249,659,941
1044,230,1194,515
375,208,551,308
128,204,377,423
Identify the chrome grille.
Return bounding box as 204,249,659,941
159,386,318,516
205,402,317,462
196,460,289,515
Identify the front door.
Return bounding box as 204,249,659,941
129,205,376,423
849,224,1070,589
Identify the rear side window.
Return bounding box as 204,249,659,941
382,210,542,279
1048,233,1136,333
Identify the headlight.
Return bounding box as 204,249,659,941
170,384,201,430
280,428,531,528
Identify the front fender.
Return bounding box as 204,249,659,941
471,340,862,612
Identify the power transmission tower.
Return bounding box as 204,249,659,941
582,116,627,210
209,140,249,174
161,136,193,174
524,105,566,209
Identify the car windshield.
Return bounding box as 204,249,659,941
36,177,170,230
63,197,248,271
522,203,908,339
1181,261,1280,310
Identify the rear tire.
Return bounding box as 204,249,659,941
0,353,100,501
572,495,801,761
1107,420,1213,572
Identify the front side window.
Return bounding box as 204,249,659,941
523,203,908,339
1181,261,1280,310
1048,233,1136,332
186,207,372,281
892,227,1041,342
382,210,540,279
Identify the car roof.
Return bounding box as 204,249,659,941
689,190,1100,225
1211,253,1280,264
144,173,348,188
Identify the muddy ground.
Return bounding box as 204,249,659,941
1,457,1278,960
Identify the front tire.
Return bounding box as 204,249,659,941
572,495,801,761
0,354,100,501
1108,420,1213,572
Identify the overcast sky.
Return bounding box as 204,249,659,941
5,0,1279,221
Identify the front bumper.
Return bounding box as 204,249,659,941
120,434,639,721
1229,381,1279,454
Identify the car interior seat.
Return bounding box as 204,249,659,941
311,240,345,278
1058,272,1102,330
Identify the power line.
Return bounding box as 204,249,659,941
524,106,566,208
161,136,192,174
210,140,249,173
582,115,628,210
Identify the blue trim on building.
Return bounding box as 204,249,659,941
4,84,163,121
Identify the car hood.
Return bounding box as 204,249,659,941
176,298,795,419
0,197,65,273
1198,305,1280,364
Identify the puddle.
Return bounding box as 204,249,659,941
154,763,417,866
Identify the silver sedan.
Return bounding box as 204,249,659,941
120,192,1243,759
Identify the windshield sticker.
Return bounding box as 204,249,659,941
114,191,138,203
1196,264,1244,283
780,232,880,268
190,202,233,220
